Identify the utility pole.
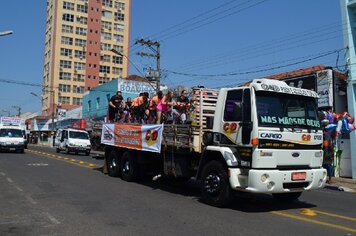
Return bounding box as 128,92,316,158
136,38,161,93
12,106,21,116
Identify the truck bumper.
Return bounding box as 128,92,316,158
0,144,25,152
229,168,327,193
68,147,91,153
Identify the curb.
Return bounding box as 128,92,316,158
324,184,356,192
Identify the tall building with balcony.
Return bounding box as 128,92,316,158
42,0,130,116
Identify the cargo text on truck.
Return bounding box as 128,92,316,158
101,79,326,207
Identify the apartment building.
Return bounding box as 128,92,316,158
42,0,130,116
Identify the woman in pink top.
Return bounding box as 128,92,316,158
157,90,174,124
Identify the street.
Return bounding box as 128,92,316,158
0,146,355,236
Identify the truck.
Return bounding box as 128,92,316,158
0,117,26,153
101,78,326,207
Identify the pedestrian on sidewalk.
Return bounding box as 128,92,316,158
323,131,334,184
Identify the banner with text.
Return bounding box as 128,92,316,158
101,124,163,153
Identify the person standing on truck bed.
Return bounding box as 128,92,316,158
132,93,149,123
149,91,163,124
156,90,174,124
175,90,191,124
108,91,124,123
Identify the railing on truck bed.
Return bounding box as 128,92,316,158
162,87,219,153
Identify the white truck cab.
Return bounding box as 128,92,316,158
55,128,91,155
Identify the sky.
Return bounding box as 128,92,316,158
0,0,345,115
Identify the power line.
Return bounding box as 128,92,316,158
163,49,344,78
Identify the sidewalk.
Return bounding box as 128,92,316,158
325,177,356,193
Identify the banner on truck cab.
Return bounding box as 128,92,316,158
101,124,163,153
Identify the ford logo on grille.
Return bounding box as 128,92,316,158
292,152,300,158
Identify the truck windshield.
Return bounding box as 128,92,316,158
0,129,23,138
256,91,320,129
69,131,89,140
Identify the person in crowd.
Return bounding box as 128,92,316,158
132,93,149,123
124,97,132,123
149,91,163,124
323,130,335,184
175,90,190,124
156,90,174,124
108,91,124,122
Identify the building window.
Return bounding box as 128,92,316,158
100,43,111,51
76,16,88,25
73,74,85,82
75,50,86,59
99,77,110,85
59,84,71,93
76,27,87,36
60,48,72,57
74,62,86,70
75,38,86,47
73,86,85,94
62,14,74,22
88,100,91,111
112,45,123,53
60,60,72,69
112,56,123,64
61,36,73,45
102,21,112,30
113,34,123,42
102,0,113,7
102,10,112,18
114,23,124,32
101,32,111,40
100,55,110,62
77,4,88,13
62,24,73,33
114,2,125,10
59,96,71,105
59,72,71,80
63,1,74,10
73,97,82,105
114,12,124,21
99,65,110,73
112,67,122,76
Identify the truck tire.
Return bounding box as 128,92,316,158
201,160,232,207
107,150,121,177
272,192,302,201
56,148,60,153
120,151,139,182
85,151,90,156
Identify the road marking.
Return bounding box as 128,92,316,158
25,195,37,205
14,185,23,192
313,210,356,221
45,212,60,225
301,209,317,216
28,149,99,169
6,177,13,183
0,172,5,176
28,163,49,166
272,211,356,233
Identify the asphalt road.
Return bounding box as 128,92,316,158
0,146,355,236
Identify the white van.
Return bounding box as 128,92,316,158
0,125,26,153
55,128,91,155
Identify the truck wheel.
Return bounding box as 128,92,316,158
56,148,60,153
201,160,232,207
107,150,121,177
85,151,90,156
272,192,302,201
120,151,139,182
